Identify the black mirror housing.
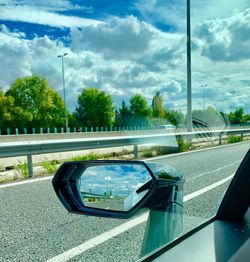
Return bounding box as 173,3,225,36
52,160,158,219
52,160,184,219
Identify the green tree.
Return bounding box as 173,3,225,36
165,109,185,127
130,94,152,117
228,107,245,125
129,94,152,126
0,89,32,131
6,75,66,129
151,91,164,118
115,100,132,127
75,88,115,128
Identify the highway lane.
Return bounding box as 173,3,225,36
0,141,249,262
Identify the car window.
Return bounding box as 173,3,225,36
0,1,249,262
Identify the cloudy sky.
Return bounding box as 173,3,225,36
0,0,249,113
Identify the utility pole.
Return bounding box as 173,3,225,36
57,53,68,131
186,0,192,132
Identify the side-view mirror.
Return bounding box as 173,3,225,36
52,160,183,219
52,160,184,257
52,160,157,219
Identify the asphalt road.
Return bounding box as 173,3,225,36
0,141,249,262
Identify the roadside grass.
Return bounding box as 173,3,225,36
41,160,60,174
227,135,241,144
177,138,190,152
141,149,155,158
70,153,99,161
15,161,28,178
140,141,189,158
0,163,5,172
0,133,246,184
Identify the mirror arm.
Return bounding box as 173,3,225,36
136,180,154,194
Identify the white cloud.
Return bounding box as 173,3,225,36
0,5,101,28
0,0,92,12
136,0,250,32
194,8,250,62
1,4,249,115
136,0,186,31
71,16,157,60
0,26,31,87
162,81,182,94
0,18,187,111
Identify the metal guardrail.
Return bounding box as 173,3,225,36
0,128,249,177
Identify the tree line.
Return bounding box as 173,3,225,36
0,75,248,132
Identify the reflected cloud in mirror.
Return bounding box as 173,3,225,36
78,164,152,211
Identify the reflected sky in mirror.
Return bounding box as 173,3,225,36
80,164,151,196
79,164,152,211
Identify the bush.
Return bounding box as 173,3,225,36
177,138,190,152
142,149,155,158
227,135,241,144
153,146,172,155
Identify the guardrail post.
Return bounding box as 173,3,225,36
15,128,19,135
219,132,222,145
134,144,139,159
27,155,33,177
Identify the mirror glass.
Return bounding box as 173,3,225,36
78,164,152,211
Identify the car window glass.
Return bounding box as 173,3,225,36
0,0,249,261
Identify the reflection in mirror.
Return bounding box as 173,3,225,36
78,164,152,211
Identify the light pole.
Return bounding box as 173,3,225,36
186,0,192,132
57,53,68,131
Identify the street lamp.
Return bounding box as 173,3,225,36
186,0,192,132
57,53,68,131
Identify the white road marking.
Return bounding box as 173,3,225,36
0,176,53,189
46,174,234,262
184,174,234,202
186,160,242,181
146,140,249,161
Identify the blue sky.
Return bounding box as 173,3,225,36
80,164,151,196
0,0,250,115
